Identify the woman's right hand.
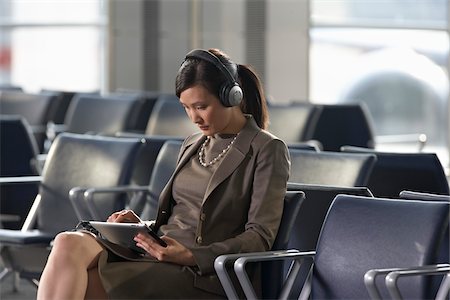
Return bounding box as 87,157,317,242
107,209,141,223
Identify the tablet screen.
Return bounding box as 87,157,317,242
89,221,167,250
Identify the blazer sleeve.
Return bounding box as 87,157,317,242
189,138,290,275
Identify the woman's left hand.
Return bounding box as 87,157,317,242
134,233,196,266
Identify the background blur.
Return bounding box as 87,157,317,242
0,0,448,170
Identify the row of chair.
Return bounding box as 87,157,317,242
215,191,450,299
0,131,449,298
2,113,449,231
1,89,382,155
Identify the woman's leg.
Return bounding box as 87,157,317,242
37,231,106,300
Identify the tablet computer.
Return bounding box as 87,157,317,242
89,221,167,252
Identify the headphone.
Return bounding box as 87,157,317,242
184,49,243,107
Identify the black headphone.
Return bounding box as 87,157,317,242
184,49,243,107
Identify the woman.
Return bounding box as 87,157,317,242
37,48,290,299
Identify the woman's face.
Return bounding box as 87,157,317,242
179,85,234,136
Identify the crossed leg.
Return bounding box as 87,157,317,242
37,231,107,300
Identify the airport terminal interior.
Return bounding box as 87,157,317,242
0,0,450,299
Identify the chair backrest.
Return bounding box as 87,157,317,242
399,190,450,201
0,91,61,151
127,135,184,186
311,195,449,299
267,102,321,143
399,190,450,294
139,140,183,220
288,149,376,187
0,115,40,229
144,94,199,137
114,89,162,132
341,146,450,197
285,183,373,298
64,93,141,134
261,191,305,299
305,103,376,151
37,133,144,234
287,141,322,151
0,91,56,127
40,90,77,125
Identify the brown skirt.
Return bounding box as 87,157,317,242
96,243,226,300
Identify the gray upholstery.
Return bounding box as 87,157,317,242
0,133,143,281
114,89,162,132
260,191,305,299
128,135,184,186
398,190,450,296
223,195,449,299
139,140,183,220
214,191,305,299
64,93,142,134
37,133,144,232
310,195,449,299
70,139,183,224
0,116,40,229
341,146,450,197
267,102,321,144
285,183,373,299
144,94,199,137
288,149,377,187
305,103,376,151
0,91,61,151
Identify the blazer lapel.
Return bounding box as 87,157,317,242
158,134,205,208
202,116,260,204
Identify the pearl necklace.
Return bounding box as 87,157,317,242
198,135,237,167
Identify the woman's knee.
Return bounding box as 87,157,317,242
51,232,102,265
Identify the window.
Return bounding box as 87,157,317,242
0,0,106,93
310,0,449,169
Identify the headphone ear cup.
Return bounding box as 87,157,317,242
220,83,243,107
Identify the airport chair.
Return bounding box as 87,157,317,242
0,116,40,229
0,133,144,287
284,183,373,299
267,102,321,144
216,195,449,299
341,146,450,197
71,140,183,221
399,190,450,202
0,90,62,152
63,93,144,135
287,141,322,151
114,89,162,132
288,148,376,187
305,103,376,151
144,94,199,137
214,191,305,299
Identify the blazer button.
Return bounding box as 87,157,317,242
196,236,203,244
200,213,206,221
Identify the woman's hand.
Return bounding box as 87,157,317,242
134,233,196,266
107,210,141,223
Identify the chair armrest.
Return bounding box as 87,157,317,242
375,133,427,152
364,264,450,300
233,250,315,300
385,264,450,300
69,187,91,221
0,176,42,185
83,186,151,220
215,250,314,300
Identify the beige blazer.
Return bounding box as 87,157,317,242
153,116,290,295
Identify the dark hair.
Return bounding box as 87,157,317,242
175,48,269,129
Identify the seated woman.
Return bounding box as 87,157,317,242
37,48,290,299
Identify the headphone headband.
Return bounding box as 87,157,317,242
183,49,243,107
185,49,238,83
